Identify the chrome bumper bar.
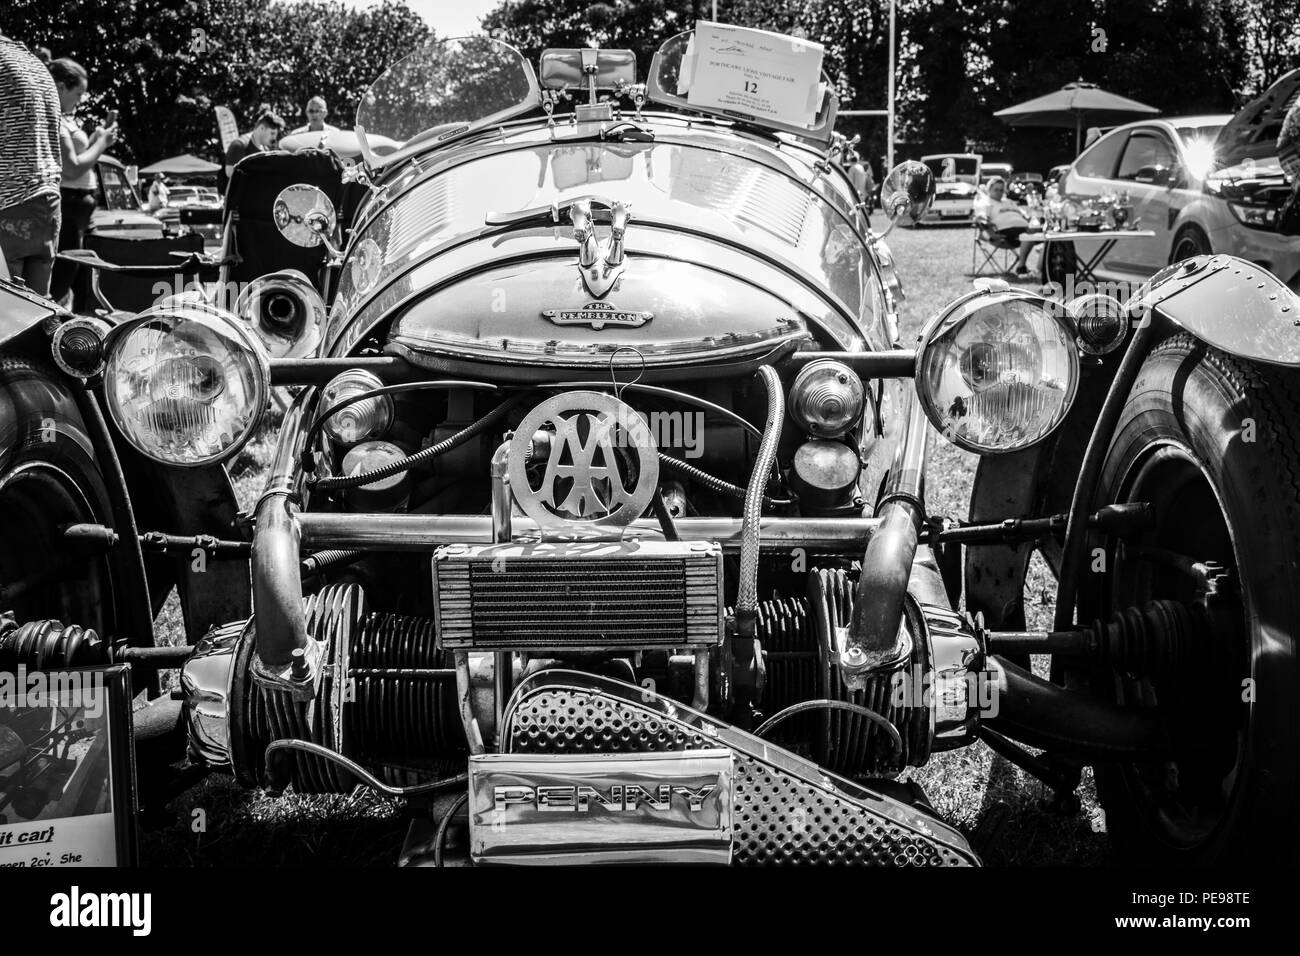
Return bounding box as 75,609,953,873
296,513,881,552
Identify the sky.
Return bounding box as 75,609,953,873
338,0,500,38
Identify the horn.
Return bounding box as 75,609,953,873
234,269,325,359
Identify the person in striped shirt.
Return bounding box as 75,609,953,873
0,33,62,296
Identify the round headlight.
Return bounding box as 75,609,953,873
788,359,865,438
103,305,269,466
916,291,1078,453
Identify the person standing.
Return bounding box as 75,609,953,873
48,57,117,304
290,96,338,134
221,110,285,191
0,33,62,296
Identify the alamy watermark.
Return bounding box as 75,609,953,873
0,666,104,719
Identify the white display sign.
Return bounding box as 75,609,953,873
0,666,134,867
679,22,825,129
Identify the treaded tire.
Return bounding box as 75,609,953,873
1090,332,1299,863
0,353,119,637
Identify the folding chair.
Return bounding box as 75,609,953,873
971,217,1018,276
219,148,345,290
59,233,214,320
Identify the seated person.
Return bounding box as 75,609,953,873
974,176,1037,277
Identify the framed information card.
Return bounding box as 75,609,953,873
0,665,138,867
680,21,826,129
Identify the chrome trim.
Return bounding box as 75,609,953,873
297,513,881,552
179,620,247,769
468,750,735,865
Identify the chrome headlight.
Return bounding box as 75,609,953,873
788,359,865,438
103,303,269,466
916,290,1079,454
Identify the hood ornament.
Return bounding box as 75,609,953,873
569,198,631,298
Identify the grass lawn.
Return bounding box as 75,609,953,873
142,220,1111,866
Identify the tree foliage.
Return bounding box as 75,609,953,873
0,0,1294,169
0,0,431,164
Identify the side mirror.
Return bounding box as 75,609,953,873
874,160,935,240
272,184,340,256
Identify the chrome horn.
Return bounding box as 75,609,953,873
874,160,936,241
234,269,325,359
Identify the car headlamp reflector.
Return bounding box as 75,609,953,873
320,369,392,446
104,305,269,466
916,292,1078,454
788,359,865,438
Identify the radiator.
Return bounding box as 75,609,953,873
433,539,724,651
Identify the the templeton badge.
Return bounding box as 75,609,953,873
543,301,652,330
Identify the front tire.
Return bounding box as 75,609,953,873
1088,333,1298,863
0,354,122,639
1170,225,1211,264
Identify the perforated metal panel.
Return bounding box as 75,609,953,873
503,675,978,866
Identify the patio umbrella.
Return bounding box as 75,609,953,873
139,153,221,175
994,81,1159,154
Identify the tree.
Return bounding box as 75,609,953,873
0,0,431,164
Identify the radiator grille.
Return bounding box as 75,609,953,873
434,541,723,650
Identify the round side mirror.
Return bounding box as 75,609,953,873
272,184,337,248
880,161,936,222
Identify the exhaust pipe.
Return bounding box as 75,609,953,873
250,390,315,694
842,392,927,688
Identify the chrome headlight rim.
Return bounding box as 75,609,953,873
914,288,1080,455
103,302,270,468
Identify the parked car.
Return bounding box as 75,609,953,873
90,156,165,239
1059,70,1300,289
3,28,1298,866
1007,171,1045,203
913,152,981,223
980,161,1014,185
154,184,223,241
1046,163,1070,190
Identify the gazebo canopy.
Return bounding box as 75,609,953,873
139,153,221,175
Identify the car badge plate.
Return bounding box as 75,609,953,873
543,301,652,330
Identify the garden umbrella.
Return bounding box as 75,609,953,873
139,153,221,175
994,81,1159,154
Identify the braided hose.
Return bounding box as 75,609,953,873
736,366,784,637
313,396,524,491
658,453,793,507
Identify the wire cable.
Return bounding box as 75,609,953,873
433,792,469,867
754,699,904,762
263,739,468,797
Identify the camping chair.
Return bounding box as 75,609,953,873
59,233,214,320
219,148,345,289
971,216,1018,276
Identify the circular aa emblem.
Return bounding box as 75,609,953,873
508,390,659,528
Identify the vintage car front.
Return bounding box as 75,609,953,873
13,26,1296,866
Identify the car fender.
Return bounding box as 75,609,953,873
969,253,1300,623
1132,253,1300,365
